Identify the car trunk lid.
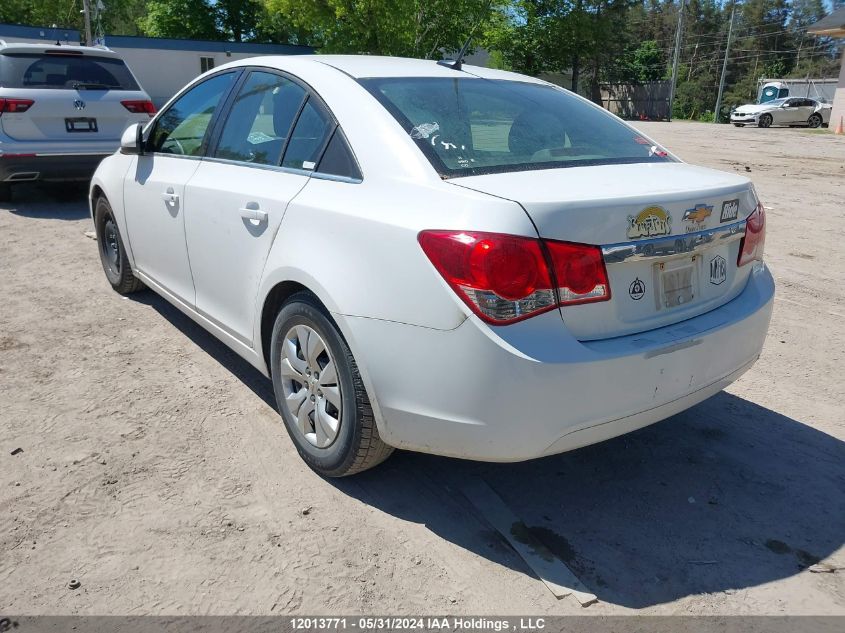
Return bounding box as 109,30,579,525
450,162,757,340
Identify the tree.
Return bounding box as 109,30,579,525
138,0,219,39
263,0,496,57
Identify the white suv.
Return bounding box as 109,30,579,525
0,41,154,201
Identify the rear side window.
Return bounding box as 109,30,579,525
317,129,362,180
282,98,334,170
0,53,139,90
214,71,306,166
149,72,235,156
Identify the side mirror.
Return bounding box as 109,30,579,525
120,123,144,155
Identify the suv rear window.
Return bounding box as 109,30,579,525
360,77,674,178
0,52,139,90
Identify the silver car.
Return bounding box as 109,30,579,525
0,42,154,201
730,97,832,128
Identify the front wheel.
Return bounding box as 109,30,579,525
94,196,145,295
758,114,772,128
270,292,393,477
807,113,822,128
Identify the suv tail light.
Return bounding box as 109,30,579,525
737,202,766,267
0,98,34,115
121,100,156,116
418,230,610,324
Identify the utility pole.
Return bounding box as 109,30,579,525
668,0,686,121
714,4,736,124
81,0,93,46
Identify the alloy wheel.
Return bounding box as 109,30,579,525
279,324,342,448
808,114,822,128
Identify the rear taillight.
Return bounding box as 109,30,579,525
121,100,156,116
737,202,766,267
418,230,610,324
545,240,611,305
0,98,34,115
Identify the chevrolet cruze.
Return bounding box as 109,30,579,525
90,55,774,476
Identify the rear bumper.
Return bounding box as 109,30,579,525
0,152,109,183
340,263,775,462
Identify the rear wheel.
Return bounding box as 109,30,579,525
94,196,145,295
758,114,772,128
270,292,393,477
808,113,822,128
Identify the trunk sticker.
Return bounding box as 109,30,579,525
709,256,727,285
720,199,740,223
682,203,713,232
629,278,646,300
627,206,671,239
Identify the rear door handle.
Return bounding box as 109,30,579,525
239,207,268,222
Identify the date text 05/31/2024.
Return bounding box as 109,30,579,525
290,618,547,631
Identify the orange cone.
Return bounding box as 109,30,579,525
836,116,844,135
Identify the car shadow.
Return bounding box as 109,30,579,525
124,294,844,608
329,393,844,609
128,290,276,409
4,183,90,220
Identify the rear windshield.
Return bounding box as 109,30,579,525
360,77,674,178
0,52,139,91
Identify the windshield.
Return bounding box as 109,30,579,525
360,77,674,178
0,53,140,90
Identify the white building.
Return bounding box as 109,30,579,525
0,23,313,106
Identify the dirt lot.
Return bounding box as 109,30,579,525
1,122,843,615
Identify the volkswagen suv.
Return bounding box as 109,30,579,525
0,41,154,201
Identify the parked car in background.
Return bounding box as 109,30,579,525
90,56,774,476
0,42,154,201
730,97,831,128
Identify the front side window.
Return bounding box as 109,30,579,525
214,71,306,166
149,72,235,156
0,52,139,90
360,77,675,178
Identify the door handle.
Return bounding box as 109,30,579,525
239,206,268,222
161,190,179,204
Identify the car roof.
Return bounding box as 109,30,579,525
233,54,549,84
0,41,120,57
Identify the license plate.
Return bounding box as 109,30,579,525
657,257,697,309
65,117,98,133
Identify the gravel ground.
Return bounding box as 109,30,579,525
1,121,843,615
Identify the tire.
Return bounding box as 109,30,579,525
758,114,772,128
270,292,393,477
94,195,145,295
0,183,10,203
808,113,822,129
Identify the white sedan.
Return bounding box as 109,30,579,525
90,55,774,476
730,97,831,128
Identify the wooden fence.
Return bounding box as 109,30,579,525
600,81,672,121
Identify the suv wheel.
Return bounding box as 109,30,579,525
270,292,393,476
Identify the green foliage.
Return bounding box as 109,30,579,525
1,0,840,119
263,0,497,57
139,0,218,39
